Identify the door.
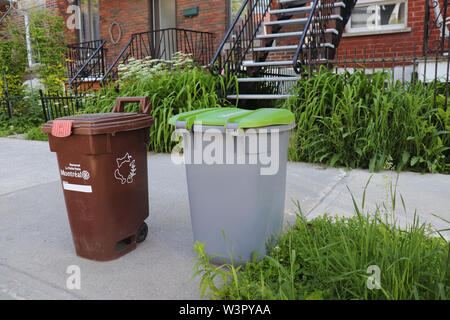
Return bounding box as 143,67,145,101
151,0,176,60
78,0,100,43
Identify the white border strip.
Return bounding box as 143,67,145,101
63,181,93,193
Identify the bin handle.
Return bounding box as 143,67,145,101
112,97,152,114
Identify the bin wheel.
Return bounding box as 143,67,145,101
136,222,148,244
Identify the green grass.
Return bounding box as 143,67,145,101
25,125,48,141
0,114,44,137
192,178,449,300
282,68,450,173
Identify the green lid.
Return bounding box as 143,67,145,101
169,108,295,130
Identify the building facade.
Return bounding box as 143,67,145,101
338,0,448,58
3,1,448,77
56,0,232,65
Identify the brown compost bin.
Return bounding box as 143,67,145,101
42,97,154,261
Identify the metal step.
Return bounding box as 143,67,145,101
227,94,293,100
279,0,310,7
256,28,339,40
243,60,293,67
264,15,343,27
243,58,328,68
252,43,334,53
252,45,298,52
269,2,346,16
237,77,300,82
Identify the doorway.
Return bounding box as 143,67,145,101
151,0,176,60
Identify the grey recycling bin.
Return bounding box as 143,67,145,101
169,108,295,265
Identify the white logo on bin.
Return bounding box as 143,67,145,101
60,163,91,181
81,170,90,181
114,153,137,184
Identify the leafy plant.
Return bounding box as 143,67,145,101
0,7,67,118
83,54,235,152
27,8,68,93
192,178,449,300
25,125,48,141
283,67,450,173
0,114,44,137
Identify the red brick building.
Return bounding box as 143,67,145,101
53,0,232,66
1,0,233,67
3,1,448,80
337,0,448,59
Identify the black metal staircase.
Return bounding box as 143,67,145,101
210,0,357,106
66,39,107,95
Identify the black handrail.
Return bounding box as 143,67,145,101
68,40,106,86
209,0,273,76
66,39,105,80
209,0,251,69
424,0,449,55
292,0,357,74
292,0,321,74
101,36,134,86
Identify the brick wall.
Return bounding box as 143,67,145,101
176,0,227,57
47,0,229,68
49,0,77,43
337,0,446,59
99,0,151,65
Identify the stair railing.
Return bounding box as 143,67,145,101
66,40,105,80
293,0,358,74
210,0,273,76
101,28,215,87
68,40,106,94
292,0,335,74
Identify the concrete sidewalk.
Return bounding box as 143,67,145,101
0,137,449,300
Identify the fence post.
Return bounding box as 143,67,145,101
2,70,12,119
39,89,48,122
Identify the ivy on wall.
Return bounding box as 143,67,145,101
28,8,69,93
0,7,68,97
0,15,27,98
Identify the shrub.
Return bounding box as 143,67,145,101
282,68,450,173
83,54,235,152
27,8,68,93
0,114,44,137
25,126,48,141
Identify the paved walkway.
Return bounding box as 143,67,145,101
0,138,448,299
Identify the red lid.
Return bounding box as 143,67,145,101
41,113,154,136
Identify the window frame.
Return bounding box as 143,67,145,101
76,0,100,44
345,0,410,36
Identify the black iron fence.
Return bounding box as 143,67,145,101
102,28,215,85
39,90,93,122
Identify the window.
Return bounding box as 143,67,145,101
346,0,408,34
77,0,100,43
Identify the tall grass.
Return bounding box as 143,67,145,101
192,178,450,300
82,54,235,152
283,68,450,173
